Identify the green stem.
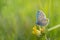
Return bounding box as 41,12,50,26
48,24,60,32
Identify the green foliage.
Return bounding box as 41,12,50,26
0,0,60,40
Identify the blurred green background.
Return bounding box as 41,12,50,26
0,0,60,40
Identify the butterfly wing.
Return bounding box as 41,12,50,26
36,10,46,21
41,18,49,26
36,10,49,26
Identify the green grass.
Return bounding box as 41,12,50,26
0,0,60,40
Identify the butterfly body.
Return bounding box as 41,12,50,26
36,10,49,26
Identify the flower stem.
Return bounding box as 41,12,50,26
48,24,60,32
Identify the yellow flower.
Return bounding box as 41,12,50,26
39,27,45,32
32,26,37,34
32,26,41,36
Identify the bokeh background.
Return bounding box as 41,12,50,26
0,0,60,40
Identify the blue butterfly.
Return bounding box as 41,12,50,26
36,10,49,26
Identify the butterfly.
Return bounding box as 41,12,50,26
36,10,49,26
